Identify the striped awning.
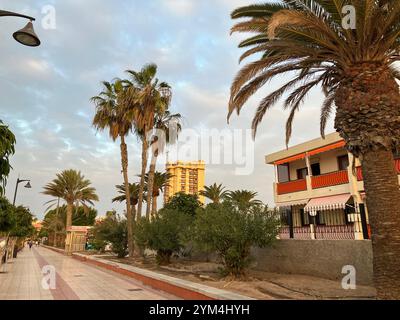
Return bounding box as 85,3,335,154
304,194,352,212
277,199,309,209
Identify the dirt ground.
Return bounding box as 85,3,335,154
87,252,376,300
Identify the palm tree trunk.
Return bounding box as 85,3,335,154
146,151,158,219
361,150,400,299
151,195,157,217
334,64,400,299
137,136,149,220
66,202,73,229
120,135,133,257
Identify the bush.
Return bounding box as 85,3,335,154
134,209,194,265
162,192,202,216
91,213,128,258
0,197,15,232
192,202,279,277
9,206,35,238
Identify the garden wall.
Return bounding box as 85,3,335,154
190,240,373,286
251,240,374,285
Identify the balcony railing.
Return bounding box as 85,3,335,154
277,179,307,195
356,159,400,181
311,170,349,189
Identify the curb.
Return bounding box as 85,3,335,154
42,245,66,255
72,252,254,301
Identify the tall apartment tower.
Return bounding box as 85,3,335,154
164,161,206,204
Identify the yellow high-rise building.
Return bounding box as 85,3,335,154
164,161,206,204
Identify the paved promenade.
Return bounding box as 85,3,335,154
0,246,175,300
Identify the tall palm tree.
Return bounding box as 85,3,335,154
91,80,136,257
225,190,262,209
112,183,142,220
200,183,229,204
0,120,16,196
229,1,400,298
42,169,99,230
124,64,171,220
146,111,182,216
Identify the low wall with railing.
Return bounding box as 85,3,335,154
251,240,373,285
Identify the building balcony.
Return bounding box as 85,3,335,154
311,170,349,189
276,179,307,195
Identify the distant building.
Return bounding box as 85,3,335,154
164,161,206,204
266,132,400,240
32,220,43,232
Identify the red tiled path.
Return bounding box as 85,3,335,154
0,246,177,300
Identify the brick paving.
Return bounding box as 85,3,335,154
0,246,176,300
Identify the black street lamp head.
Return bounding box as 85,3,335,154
24,181,32,188
13,21,40,47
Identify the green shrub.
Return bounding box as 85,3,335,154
91,213,128,258
0,196,15,232
192,202,279,277
134,209,194,265
9,206,35,238
162,192,201,216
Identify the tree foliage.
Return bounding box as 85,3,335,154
192,202,279,277
162,192,202,216
91,213,128,258
0,196,15,232
0,120,16,196
9,206,35,238
134,208,194,265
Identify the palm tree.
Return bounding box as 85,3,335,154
225,190,262,209
91,79,136,257
146,111,182,216
42,169,99,230
124,64,171,220
229,1,400,298
112,183,142,220
0,120,16,196
200,183,229,204
148,171,173,216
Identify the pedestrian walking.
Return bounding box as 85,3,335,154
28,240,33,250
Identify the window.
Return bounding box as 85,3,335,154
277,164,290,182
297,167,308,180
338,155,349,171
300,209,310,226
311,163,321,176
280,209,291,226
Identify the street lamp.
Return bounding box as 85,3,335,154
0,10,40,47
13,178,32,206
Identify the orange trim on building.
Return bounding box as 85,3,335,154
277,179,307,195
274,140,346,165
311,170,349,189
275,153,306,165
308,140,346,156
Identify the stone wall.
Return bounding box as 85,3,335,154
189,240,374,286
250,240,373,285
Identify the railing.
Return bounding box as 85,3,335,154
311,170,349,189
314,225,355,240
279,226,312,240
277,179,307,195
356,159,400,181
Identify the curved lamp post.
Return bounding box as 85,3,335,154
0,10,40,47
13,177,32,206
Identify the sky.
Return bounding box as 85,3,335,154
0,0,333,219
